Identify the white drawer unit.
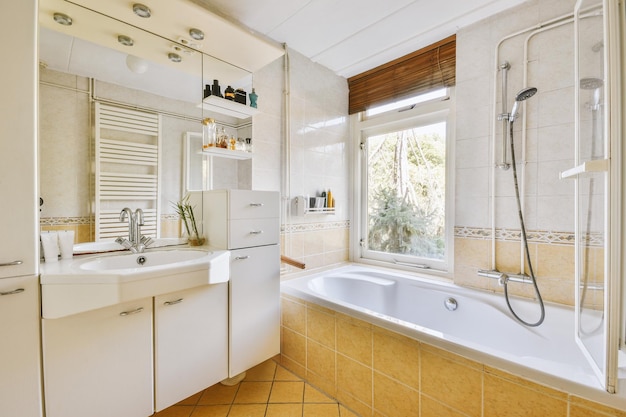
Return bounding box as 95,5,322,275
189,189,280,377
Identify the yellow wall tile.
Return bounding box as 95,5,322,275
483,373,567,417
373,330,419,389
372,372,419,417
336,355,372,407
420,394,469,417
335,390,372,417
337,319,372,367
307,340,336,383
420,348,482,417
281,298,306,334
307,308,336,348
282,327,306,366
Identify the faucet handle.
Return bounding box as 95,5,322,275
140,235,154,248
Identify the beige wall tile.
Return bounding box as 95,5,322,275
536,243,574,279
372,372,419,417
483,373,567,417
420,348,482,417
337,318,372,366
373,330,419,389
336,355,372,407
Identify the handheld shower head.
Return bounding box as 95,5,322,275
509,87,537,123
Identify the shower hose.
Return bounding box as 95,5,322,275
506,121,545,327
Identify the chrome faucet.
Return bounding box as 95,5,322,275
115,207,153,253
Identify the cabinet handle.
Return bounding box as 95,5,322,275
164,298,184,306
0,288,24,296
119,307,144,316
249,203,264,207
250,230,263,235
0,260,23,267
234,256,250,261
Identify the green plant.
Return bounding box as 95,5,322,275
171,196,202,242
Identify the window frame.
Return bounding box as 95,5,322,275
351,88,455,277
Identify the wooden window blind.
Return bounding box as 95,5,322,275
347,34,456,114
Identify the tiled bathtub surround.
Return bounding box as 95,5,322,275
281,222,350,272
280,294,626,417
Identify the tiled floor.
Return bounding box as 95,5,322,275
153,359,360,417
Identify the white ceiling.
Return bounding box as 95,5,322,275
190,0,527,78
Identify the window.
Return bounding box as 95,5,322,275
355,89,454,273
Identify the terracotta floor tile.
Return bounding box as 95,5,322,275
303,403,340,417
233,381,272,404
304,385,336,403
269,381,305,403
177,391,204,406
189,405,230,417
153,405,194,417
198,384,239,405
227,404,267,417
245,360,277,381
266,403,303,417
339,405,360,417
275,365,302,381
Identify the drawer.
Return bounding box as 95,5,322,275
228,218,279,249
228,190,279,220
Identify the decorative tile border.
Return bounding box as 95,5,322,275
40,216,92,226
454,226,603,246
281,220,350,233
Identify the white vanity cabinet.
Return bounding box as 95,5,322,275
42,298,154,417
154,283,228,411
190,189,280,377
0,276,43,417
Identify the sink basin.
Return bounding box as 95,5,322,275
41,248,230,319
73,238,187,254
78,250,208,271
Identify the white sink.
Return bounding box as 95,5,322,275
41,248,230,319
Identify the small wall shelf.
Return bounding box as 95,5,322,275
200,147,252,160
305,208,336,215
198,96,258,120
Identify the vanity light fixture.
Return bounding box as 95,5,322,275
168,52,182,63
133,3,152,18
53,12,73,26
118,35,135,47
189,28,204,41
126,55,148,74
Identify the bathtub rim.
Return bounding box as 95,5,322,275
280,262,626,410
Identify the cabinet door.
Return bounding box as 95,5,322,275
154,283,228,411
0,276,42,417
229,245,280,377
42,298,153,417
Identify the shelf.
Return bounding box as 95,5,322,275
560,159,609,179
305,208,336,215
200,147,252,160
198,96,259,120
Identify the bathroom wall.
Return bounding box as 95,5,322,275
252,48,351,272
453,0,592,306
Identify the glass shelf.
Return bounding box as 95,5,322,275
198,96,259,120
200,147,252,160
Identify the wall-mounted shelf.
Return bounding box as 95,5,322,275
560,159,608,179
305,208,336,215
200,147,252,160
198,96,258,120
292,196,335,215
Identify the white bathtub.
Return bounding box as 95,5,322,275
281,264,616,396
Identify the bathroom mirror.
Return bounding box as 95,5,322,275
38,0,253,241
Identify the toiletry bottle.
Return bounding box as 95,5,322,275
249,88,258,108
229,135,237,150
218,127,228,148
245,138,252,152
327,189,333,208
202,118,216,149
212,79,223,98
203,84,212,99
224,85,235,101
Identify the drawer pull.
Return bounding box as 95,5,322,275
249,203,264,207
0,288,24,296
234,256,250,261
250,230,264,235
119,307,144,316
164,298,184,306
0,260,23,267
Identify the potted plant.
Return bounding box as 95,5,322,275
172,196,205,246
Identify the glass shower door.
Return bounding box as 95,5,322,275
569,0,620,393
